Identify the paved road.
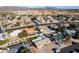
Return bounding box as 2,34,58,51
5,21,79,31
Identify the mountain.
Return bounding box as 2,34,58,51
0,6,78,11
0,6,28,11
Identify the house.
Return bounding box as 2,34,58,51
0,27,3,33
70,30,76,38
32,33,52,49
51,33,64,45
75,28,79,33
42,27,55,34
0,32,9,40
0,26,9,40
39,26,55,34
10,29,23,38
64,30,76,38
24,27,36,34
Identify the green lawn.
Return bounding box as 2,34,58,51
28,36,38,40
0,39,9,45
18,30,28,38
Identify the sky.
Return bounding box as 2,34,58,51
0,0,79,9
28,6,79,9
54,6,79,9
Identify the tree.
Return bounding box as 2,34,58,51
15,22,20,26
43,16,48,22
61,26,65,32
31,16,37,20
17,17,21,20
17,47,31,53
77,33,79,40
11,15,16,20
70,24,78,29
18,30,28,38
56,26,65,32
22,48,31,53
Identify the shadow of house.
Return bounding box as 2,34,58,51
60,43,79,53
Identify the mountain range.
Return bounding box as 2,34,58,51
0,6,78,11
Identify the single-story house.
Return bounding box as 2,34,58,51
10,30,23,38
24,27,36,34
32,33,52,49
